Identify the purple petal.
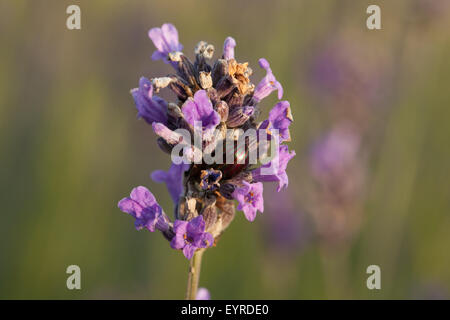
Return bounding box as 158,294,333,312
151,50,166,61
131,77,168,125
118,198,142,218
173,219,188,235
187,215,206,235
252,145,295,191
233,182,264,222
259,58,270,70
268,101,293,142
148,28,166,53
195,232,214,248
148,23,183,64
161,23,181,52
151,163,190,203
242,205,257,222
182,90,220,133
170,234,186,250
118,186,164,232
183,244,196,260
253,58,283,102
130,186,157,208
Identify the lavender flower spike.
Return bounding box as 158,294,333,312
131,77,168,125
252,145,296,192
253,58,283,103
121,23,297,299
170,215,214,260
118,186,169,232
233,181,264,222
149,23,183,63
182,90,221,140
223,37,236,60
151,162,190,204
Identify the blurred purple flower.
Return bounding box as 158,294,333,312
308,40,384,109
131,77,168,125
262,185,309,253
233,181,264,222
170,215,214,259
196,287,211,300
412,282,449,300
310,125,360,179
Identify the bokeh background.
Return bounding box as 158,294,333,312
1,0,449,299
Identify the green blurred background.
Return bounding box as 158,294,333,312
1,0,449,299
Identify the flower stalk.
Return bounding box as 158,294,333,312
186,249,204,300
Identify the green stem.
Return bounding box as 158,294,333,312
185,249,204,300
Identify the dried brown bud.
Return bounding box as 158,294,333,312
156,137,173,154
206,87,220,105
226,106,255,128
227,59,253,95
194,41,215,60
215,100,229,122
168,76,193,101
152,77,173,92
215,75,237,98
211,59,228,85
198,71,213,89
168,102,183,118
218,183,236,200
177,197,198,221
200,195,218,232
177,55,199,88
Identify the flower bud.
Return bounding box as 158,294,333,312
226,106,254,127
215,100,229,122
211,59,228,85
199,71,213,89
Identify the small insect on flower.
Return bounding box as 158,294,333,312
118,22,296,299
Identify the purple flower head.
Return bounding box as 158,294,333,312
118,186,169,232
131,77,168,125
253,58,283,103
170,215,214,260
182,90,221,140
260,101,293,142
308,40,385,107
222,37,236,60
252,145,296,192
148,23,183,63
151,163,190,204
196,288,211,300
233,181,264,222
310,126,360,179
